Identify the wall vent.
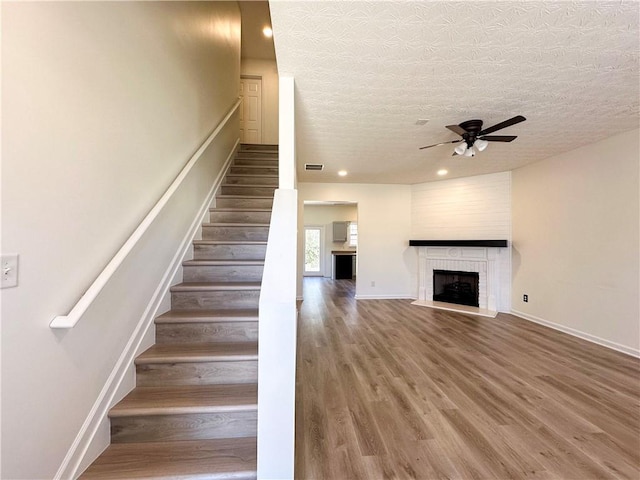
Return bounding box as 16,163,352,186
305,163,324,171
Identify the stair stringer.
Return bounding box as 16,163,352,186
56,140,240,480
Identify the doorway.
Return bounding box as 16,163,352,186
301,202,358,299
303,226,324,276
239,76,262,144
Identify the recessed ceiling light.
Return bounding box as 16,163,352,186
338,170,348,177
263,26,273,38
437,169,448,176
415,119,429,125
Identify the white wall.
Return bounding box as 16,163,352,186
297,183,412,299
278,76,296,189
303,204,357,278
411,172,512,240
411,172,512,308
257,189,297,480
256,76,297,477
512,129,639,355
241,59,279,145
1,2,241,478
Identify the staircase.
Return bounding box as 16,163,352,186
80,144,278,479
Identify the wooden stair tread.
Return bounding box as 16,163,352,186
171,282,261,292
234,155,277,157
202,223,270,227
209,208,272,212
183,260,265,266
215,195,274,199
79,437,256,480
237,149,278,152
233,158,278,162
156,309,259,324
225,174,278,178
136,342,258,364
110,384,257,417
222,183,275,187
230,164,278,168
235,153,278,157
193,240,267,245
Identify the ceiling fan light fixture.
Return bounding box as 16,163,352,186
454,143,467,155
475,139,489,151
464,146,476,157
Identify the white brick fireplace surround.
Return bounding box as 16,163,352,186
413,246,511,315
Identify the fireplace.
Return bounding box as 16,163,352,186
433,270,479,307
412,244,511,315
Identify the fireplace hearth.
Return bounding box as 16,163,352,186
433,269,479,307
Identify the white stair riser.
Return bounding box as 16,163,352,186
172,290,260,310
110,411,257,443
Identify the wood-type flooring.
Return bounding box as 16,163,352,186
295,278,640,479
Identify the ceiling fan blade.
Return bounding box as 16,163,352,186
479,115,526,136
446,124,467,136
480,135,517,142
419,139,462,150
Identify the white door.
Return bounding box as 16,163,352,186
239,77,262,144
304,226,324,276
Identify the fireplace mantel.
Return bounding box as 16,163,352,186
409,240,508,248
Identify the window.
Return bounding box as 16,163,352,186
348,223,358,247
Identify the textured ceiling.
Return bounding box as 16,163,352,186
269,1,639,184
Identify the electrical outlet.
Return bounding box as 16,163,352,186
371,281,375,287
523,294,528,303
1,254,19,288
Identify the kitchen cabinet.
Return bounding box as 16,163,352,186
333,222,348,242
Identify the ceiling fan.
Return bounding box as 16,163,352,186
419,115,526,157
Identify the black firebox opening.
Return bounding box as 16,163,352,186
433,270,479,307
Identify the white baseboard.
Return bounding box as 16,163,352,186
510,309,640,358
57,139,239,480
354,294,415,300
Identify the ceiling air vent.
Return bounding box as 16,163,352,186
305,163,324,171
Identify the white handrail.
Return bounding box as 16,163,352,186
50,98,242,329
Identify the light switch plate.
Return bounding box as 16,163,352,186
2,254,19,288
